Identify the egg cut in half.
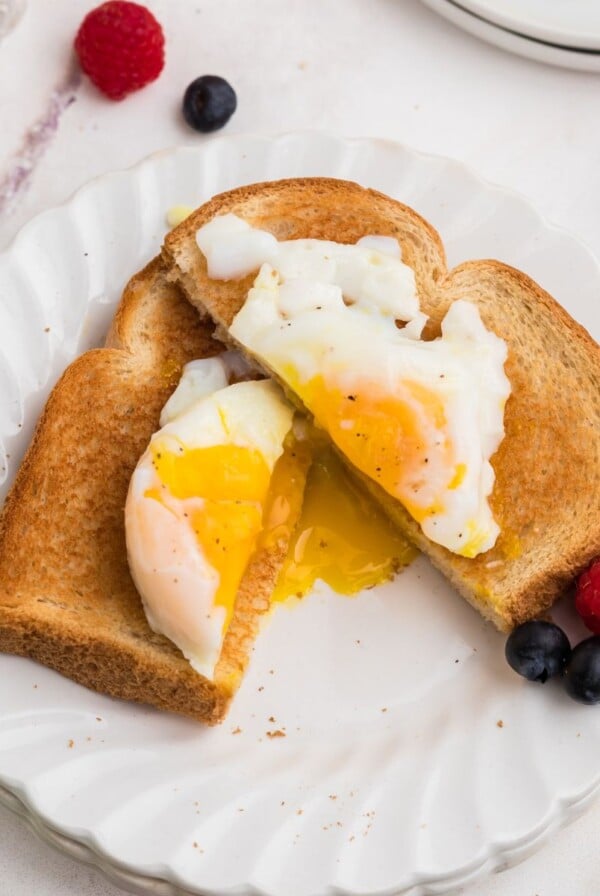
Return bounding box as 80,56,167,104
197,214,512,559
126,354,417,678
125,357,300,679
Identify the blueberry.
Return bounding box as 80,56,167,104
564,637,600,705
505,620,571,683
182,76,237,133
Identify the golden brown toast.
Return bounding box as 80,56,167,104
0,259,308,722
163,177,600,631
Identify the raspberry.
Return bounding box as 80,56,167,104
575,558,600,634
74,1,165,101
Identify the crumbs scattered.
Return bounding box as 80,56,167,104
298,61,307,70
380,707,388,713
32,684,37,689
355,640,361,645
67,739,74,748
269,669,275,675
231,726,242,735
268,716,276,723
192,841,204,853
258,686,264,692
266,729,286,738
96,716,102,722
44,327,50,333
362,810,376,835
496,719,504,728
454,658,459,664
329,794,337,801
280,800,286,806
86,736,91,742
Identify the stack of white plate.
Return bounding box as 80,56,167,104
420,0,600,72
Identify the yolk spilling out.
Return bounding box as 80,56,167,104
286,373,452,524
273,447,417,603
151,443,272,630
149,436,417,629
259,439,313,551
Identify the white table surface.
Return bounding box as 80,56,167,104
0,0,598,893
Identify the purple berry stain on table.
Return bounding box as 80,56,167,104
0,63,81,217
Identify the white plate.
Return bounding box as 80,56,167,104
452,0,600,50
0,133,598,896
420,0,600,72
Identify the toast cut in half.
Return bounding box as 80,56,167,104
163,177,600,632
0,260,308,723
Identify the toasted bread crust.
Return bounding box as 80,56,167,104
0,259,307,721
163,177,600,630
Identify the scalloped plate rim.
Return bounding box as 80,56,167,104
3,132,600,277
0,776,598,896
0,132,598,896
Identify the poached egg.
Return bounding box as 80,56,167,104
125,359,294,678
197,214,511,558
126,357,415,678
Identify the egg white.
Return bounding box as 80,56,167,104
125,362,293,678
197,215,511,557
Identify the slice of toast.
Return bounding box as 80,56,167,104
163,177,600,631
0,259,308,723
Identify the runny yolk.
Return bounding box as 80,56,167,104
151,443,272,630
149,436,417,628
259,438,313,552
152,443,271,502
284,372,453,524
272,447,417,603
